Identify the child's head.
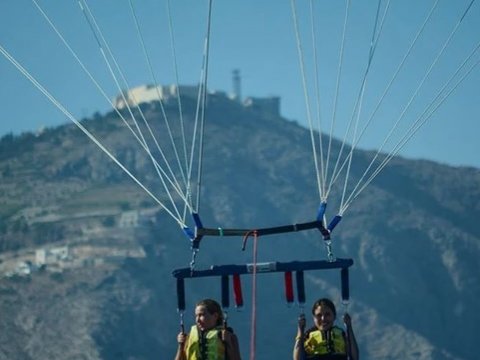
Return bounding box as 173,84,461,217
311,298,336,331
194,298,223,331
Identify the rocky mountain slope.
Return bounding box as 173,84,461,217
0,95,479,359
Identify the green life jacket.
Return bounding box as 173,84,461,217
185,325,225,360
303,326,347,359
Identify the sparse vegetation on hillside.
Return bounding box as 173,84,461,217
0,97,479,360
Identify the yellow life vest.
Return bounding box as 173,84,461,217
303,326,347,358
185,325,225,360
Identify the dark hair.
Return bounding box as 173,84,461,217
311,298,337,318
196,298,224,326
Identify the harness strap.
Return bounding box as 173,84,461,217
221,275,229,309
296,271,306,305
284,271,294,304
233,274,243,308
341,268,350,303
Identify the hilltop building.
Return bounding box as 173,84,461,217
114,84,199,109
113,81,281,117
244,96,280,117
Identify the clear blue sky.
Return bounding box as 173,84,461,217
1,0,479,168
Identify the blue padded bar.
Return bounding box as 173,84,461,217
173,258,354,279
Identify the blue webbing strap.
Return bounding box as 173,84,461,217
176,278,186,311
327,215,342,232
296,270,306,305
316,202,327,221
221,275,230,309
341,267,350,303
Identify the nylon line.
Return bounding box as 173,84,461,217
166,0,190,177
338,0,389,210
0,43,187,227
341,42,480,214
339,0,477,213
194,0,214,213
309,0,327,199
79,0,189,218
323,0,351,191
32,0,191,213
290,0,324,202
128,0,190,195
325,0,440,193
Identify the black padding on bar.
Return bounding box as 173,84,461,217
221,275,229,308
341,268,350,301
296,270,306,304
173,258,354,279
196,220,330,237
177,278,186,311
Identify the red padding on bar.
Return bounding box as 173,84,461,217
233,274,244,307
284,271,294,303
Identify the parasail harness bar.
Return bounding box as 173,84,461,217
173,258,353,312
195,220,331,239
186,203,343,267
187,202,341,249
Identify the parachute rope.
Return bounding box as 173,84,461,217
164,0,192,222
127,0,190,196
323,0,351,195
326,0,440,196
341,42,480,214
308,0,327,197
338,0,478,214
338,0,389,211
289,0,478,222
193,0,214,213
0,43,188,228
31,0,195,218
290,0,324,202
78,0,189,220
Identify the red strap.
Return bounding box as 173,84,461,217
233,274,243,307
284,271,294,304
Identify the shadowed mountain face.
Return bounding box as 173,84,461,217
0,95,479,360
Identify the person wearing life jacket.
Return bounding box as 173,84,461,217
293,298,359,360
175,298,241,360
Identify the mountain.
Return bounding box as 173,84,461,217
0,93,479,360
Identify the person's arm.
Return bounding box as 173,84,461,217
293,314,306,360
174,332,187,360
222,330,242,360
343,313,359,360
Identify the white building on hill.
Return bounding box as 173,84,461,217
113,83,281,118
114,84,199,109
